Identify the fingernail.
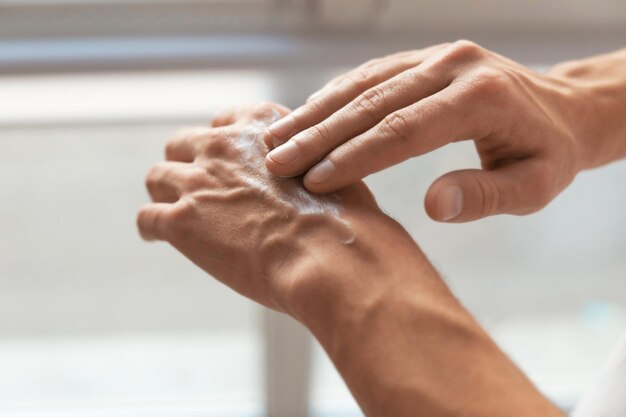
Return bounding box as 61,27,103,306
439,186,463,221
306,159,336,184
268,141,299,164
271,134,285,148
267,115,295,139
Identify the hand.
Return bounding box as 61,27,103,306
263,40,590,223
137,104,565,417
137,102,382,313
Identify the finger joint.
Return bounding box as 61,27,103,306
309,123,333,145
353,88,386,122
381,112,413,145
346,67,375,91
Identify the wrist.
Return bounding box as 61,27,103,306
548,53,626,170
277,213,562,417
273,209,441,342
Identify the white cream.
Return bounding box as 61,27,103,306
231,111,355,244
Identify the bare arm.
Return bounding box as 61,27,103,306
138,102,564,417
290,214,564,417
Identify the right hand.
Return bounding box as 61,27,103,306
263,41,597,223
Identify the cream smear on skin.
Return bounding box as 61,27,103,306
232,110,356,244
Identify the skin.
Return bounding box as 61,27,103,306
138,45,626,416
138,102,564,417
263,42,626,222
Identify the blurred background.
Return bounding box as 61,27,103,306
1,0,625,416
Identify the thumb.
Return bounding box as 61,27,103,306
424,160,555,223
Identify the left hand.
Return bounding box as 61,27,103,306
137,102,383,314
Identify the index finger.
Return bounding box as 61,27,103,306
301,84,493,193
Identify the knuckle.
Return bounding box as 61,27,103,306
450,39,483,58
308,123,333,144
166,127,205,158
305,96,326,116
145,163,165,190
182,167,208,190
438,40,483,67
381,111,413,144
252,101,278,119
347,67,375,90
211,107,235,126
404,67,428,85
166,199,196,237
353,87,386,121
164,139,181,159
466,67,508,99
170,127,197,144
203,137,227,156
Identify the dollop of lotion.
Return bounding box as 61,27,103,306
232,110,356,245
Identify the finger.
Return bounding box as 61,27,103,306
266,54,420,146
137,203,173,241
165,127,212,162
249,101,291,125
213,102,292,130
211,107,240,127
424,159,556,223
145,161,192,203
264,61,453,177
308,50,417,100
301,86,492,193
306,46,449,104
245,103,291,148
264,45,449,147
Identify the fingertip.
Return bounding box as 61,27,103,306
263,154,276,172
263,153,276,172
303,160,344,194
424,179,464,223
424,184,439,221
263,128,276,149
263,129,285,151
305,159,336,184
267,114,296,142
302,177,338,194
263,153,297,178
264,128,287,149
271,102,293,118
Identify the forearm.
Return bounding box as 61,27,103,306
549,48,626,169
284,212,564,417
